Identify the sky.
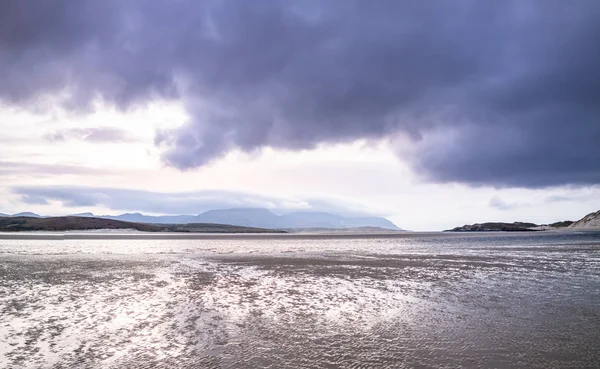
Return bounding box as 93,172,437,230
1,0,599,231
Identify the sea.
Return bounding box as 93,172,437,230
1,231,599,368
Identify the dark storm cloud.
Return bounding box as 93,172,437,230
44,127,137,143
1,1,599,187
11,186,375,216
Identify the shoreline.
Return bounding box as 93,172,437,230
1,228,598,240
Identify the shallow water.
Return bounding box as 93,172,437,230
1,231,599,368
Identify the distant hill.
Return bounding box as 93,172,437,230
69,212,95,217
569,210,600,229
0,208,402,230
196,208,280,228
447,220,574,232
101,212,198,224
448,222,539,232
11,212,41,218
1,212,43,218
547,220,575,229
278,211,400,229
85,208,402,230
283,226,404,233
0,216,282,233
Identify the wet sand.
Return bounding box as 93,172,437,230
1,232,599,368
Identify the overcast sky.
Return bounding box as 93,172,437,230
1,0,599,230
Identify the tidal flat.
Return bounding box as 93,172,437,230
1,232,599,368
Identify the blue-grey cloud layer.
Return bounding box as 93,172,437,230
11,186,374,216
1,1,599,187
0,161,116,176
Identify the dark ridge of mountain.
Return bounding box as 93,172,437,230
0,216,159,232
0,216,282,233
168,222,283,233
569,209,600,229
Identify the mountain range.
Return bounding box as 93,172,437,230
5,208,599,231
0,208,402,230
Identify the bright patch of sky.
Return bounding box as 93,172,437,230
1,103,599,231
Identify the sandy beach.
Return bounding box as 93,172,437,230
1,231,599,368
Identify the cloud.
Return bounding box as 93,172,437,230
11,186,378,216
0,161,116,176
44,127,137,143
488,195,520,211
1,1,599,187
19,195,49,206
